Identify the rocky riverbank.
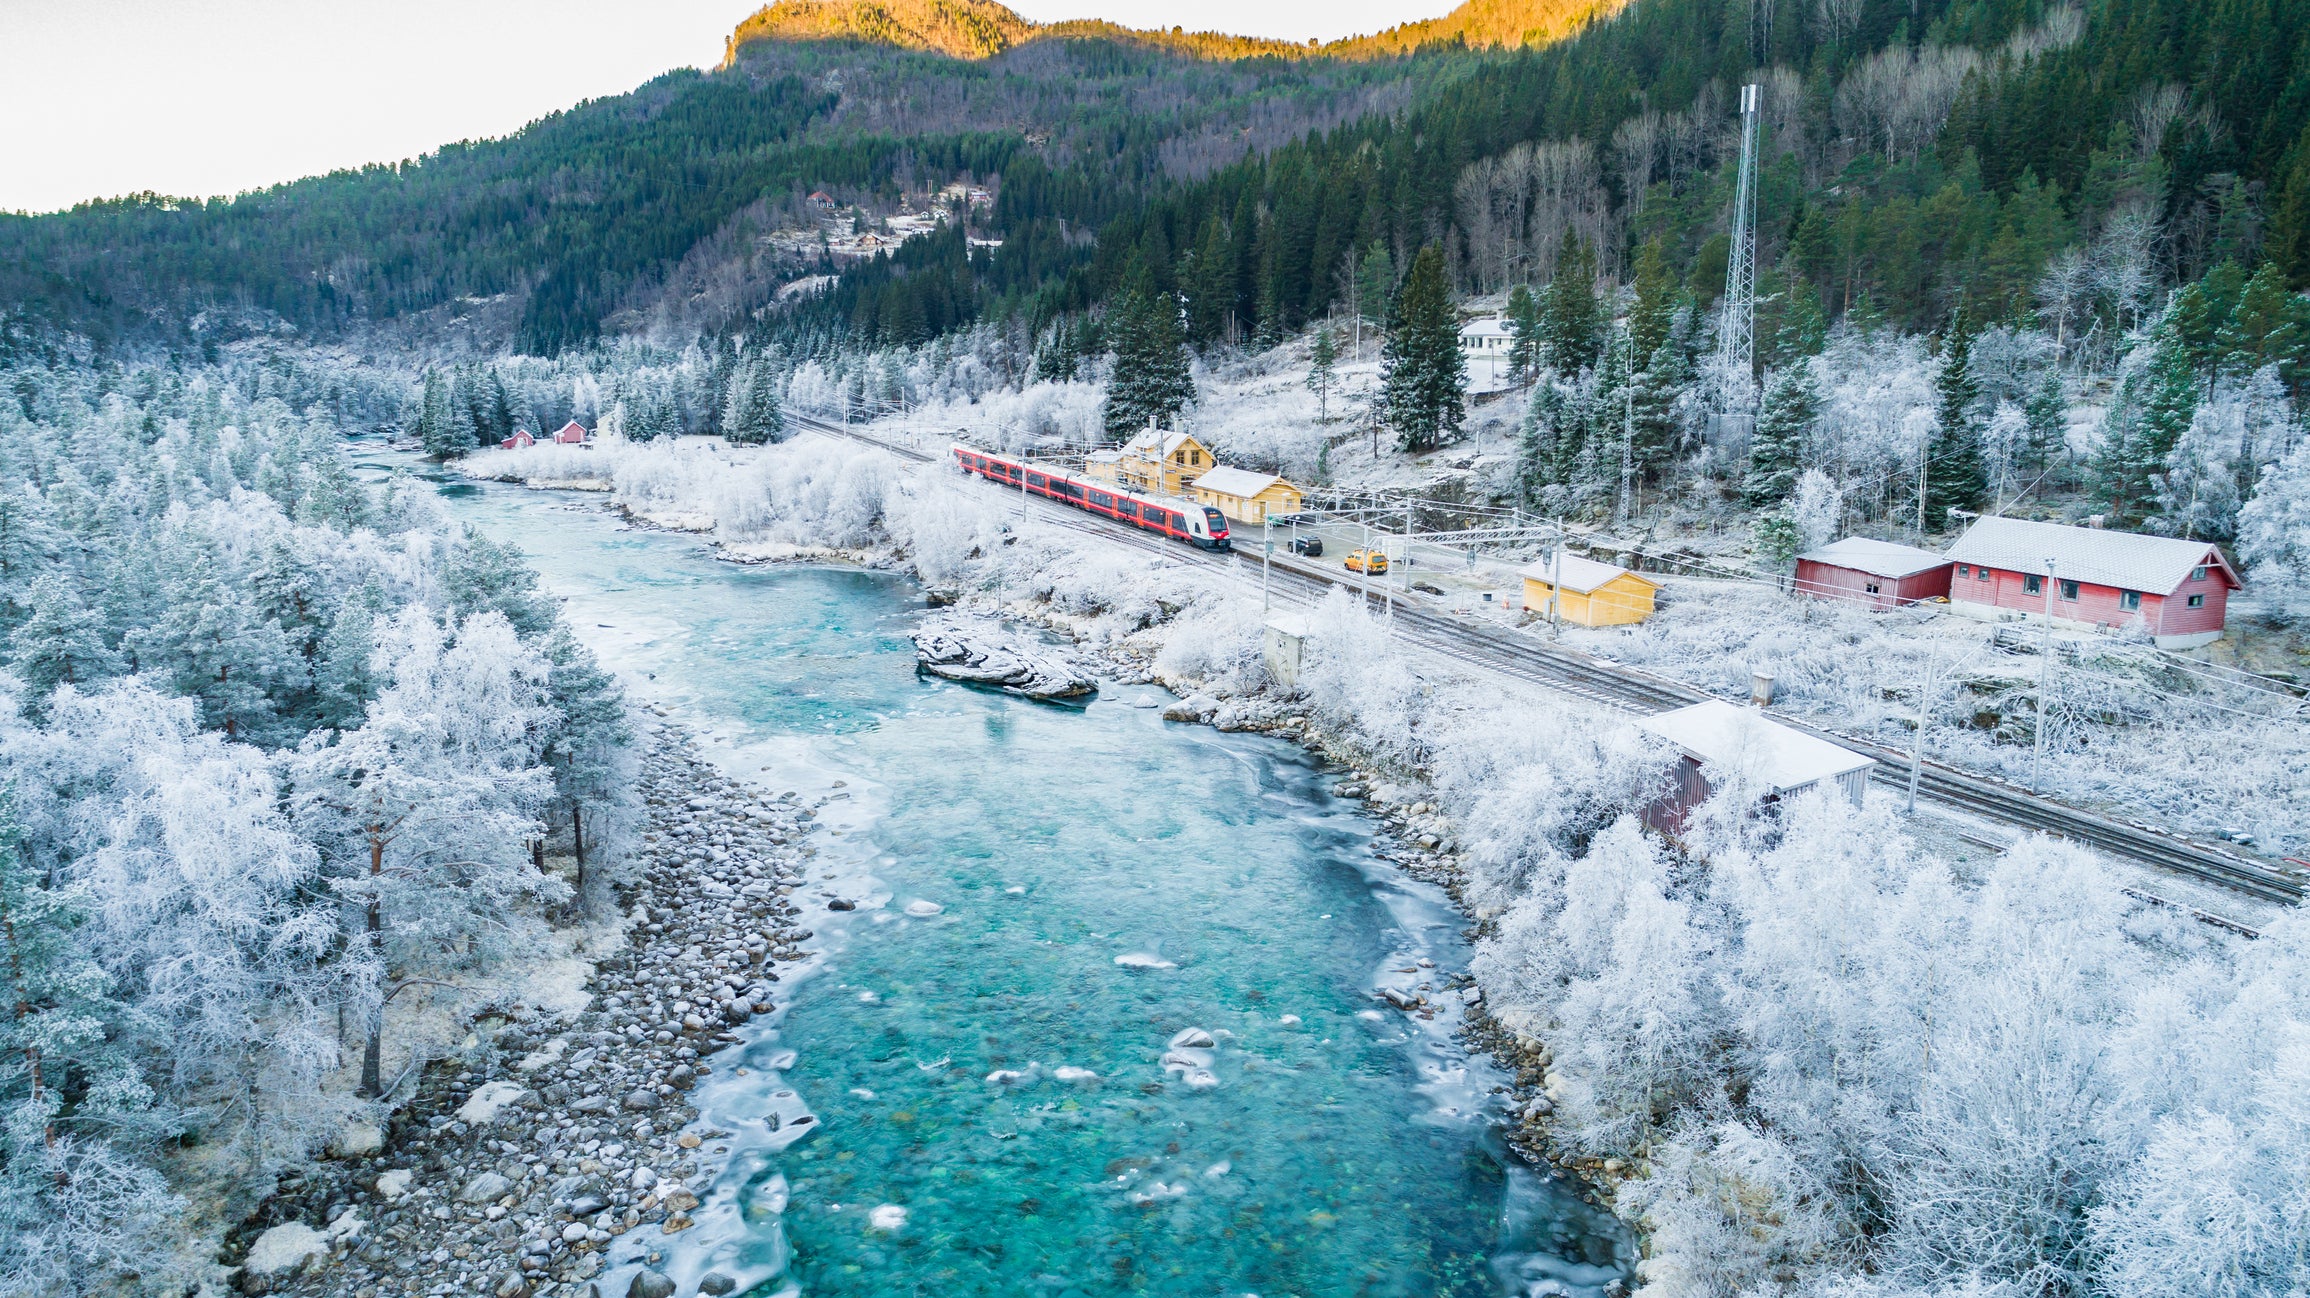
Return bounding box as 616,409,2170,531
225,723,820,1298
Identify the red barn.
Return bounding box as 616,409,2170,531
1945,517,2241,648
500,429,535,450
1793,537,1954,610
553,421,588,445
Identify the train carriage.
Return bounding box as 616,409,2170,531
952,445,1231,551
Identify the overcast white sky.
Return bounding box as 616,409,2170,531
0,0,1454,215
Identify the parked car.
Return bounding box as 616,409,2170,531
1344,548,1389,575
1289,535,1324,557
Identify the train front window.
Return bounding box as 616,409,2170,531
1202,507,1228,533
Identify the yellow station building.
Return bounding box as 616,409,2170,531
1520,553,1660,627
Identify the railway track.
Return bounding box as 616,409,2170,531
796,415,2304,910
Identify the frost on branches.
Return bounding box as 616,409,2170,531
0,351,638,1292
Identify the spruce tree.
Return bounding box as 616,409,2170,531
2097,327,2199,527
1506,284,1542,384
1380,244,1466,453
722,359,787,446
1925,322,1988,528
1626,331,1687,483
1627,238,1677,369
1033,320,1079,382
1102,262,1195,439
2022,374,2067,481
1539,238,1603,374
1515,382,1570,503
1305,327,1338,422
1745,364,1818,506
417,370,463,460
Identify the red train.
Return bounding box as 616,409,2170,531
952,444,1231,552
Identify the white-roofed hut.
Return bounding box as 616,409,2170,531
1635,700,1876,834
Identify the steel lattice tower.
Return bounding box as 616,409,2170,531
1717,82,1762,424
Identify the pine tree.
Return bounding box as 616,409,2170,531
2097,328,2200,527
721,359,787,446
1539,238,1603,374
126,550,297,744
1506,284,1542,385
540,626,633,909
1745,364,1818,506
1380,245,1466,453
1306,327,1338,422
1925,322,1989,528
0,784,150,1151
1102,261,1195,439
7,574,118,706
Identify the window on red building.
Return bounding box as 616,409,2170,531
2188,594,2205,608
2059,580,2079,601
2119,591,2141,611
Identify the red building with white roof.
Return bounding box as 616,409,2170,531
553,421,588,445
1794,537,1954,611
1943,517,2241,649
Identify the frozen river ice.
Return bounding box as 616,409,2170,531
419,469,1631,1297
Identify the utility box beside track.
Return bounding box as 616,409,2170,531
1263,614,1317,691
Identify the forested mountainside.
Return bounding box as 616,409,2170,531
2,0,2306,363
825,0,2310,352
0,33,1453,355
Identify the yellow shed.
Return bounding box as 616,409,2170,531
1520,553,1660,627
1191,466,1304,525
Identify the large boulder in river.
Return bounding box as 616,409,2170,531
912,617,1096,701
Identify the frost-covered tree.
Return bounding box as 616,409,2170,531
8,574,119,707
2235,434,2310,619
289,611,559,1096
0,784,185,1294
2097,327,2198,527
1381,245,1467,453
125,543,298,744
416,369,462,461
31,683,345,1168
1745,363,1818,505
722,358,788,446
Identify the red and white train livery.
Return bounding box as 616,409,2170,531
952,444,1231,552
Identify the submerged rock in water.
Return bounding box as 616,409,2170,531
913,617,1096,701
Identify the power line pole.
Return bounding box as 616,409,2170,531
2033,558,2057,788
1717,82,1763,430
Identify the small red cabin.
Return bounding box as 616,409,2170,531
500,429,535,450
553,421,588,445
1793,537,1954,610
1944,517,2241,648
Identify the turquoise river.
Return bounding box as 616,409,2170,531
418,468,1630,1298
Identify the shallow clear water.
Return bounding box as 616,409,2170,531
413,469,1630,1298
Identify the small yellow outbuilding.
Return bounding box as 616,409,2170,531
1520,553,1660,627
1190,466,1304,525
